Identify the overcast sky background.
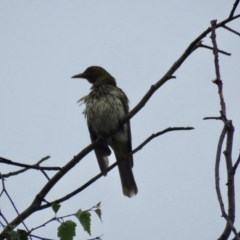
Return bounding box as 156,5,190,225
1,1,240,240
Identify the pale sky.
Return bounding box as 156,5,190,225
1,1,240,240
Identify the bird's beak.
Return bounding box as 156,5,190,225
71,72,86,78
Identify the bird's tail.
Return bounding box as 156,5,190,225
115,149,138,197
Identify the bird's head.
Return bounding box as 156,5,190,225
72,66,116,86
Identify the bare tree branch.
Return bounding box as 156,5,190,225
125,14,240,124
222,121,237,239
0,209,9,226
231,153,240,175
0,156,53,179
210,20,227,119
222,25,240,37
215,125,238,240
29,213,75,235
210,19,238,240
0,156,60,175
229,0,240,18
203,116,222,120
29,234,54,240
38,127,194,210
215,126,227,217
87,236,103,240
0,176,29,234
199,43,231,56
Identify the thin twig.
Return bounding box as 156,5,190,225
0,210,9,226
1,177,29,234
0,156,60,175
87,236,103,240
222,25,240,37
203,116,222,120
29,213,75,234
0,220,5,229
0,156,54,179
30,234,55,240
131,127,194,155
231,153,240,175
39,170,51,181
199,44,231,56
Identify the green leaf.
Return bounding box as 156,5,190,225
9,230,19,240
51,202,61,214
94,209,102,222
96,201,101,207
75,209,91,235
75,209,83,219
17,229,28,240
57,220,76,240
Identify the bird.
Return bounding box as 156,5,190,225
72,66,138,197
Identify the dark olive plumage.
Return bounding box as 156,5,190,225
72,66,138,197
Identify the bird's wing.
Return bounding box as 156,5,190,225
88,124,111,176
118,88,134,168
126,120,134,168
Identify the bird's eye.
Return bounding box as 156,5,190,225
89,67,95,72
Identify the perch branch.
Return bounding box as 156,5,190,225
38,127,194,209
